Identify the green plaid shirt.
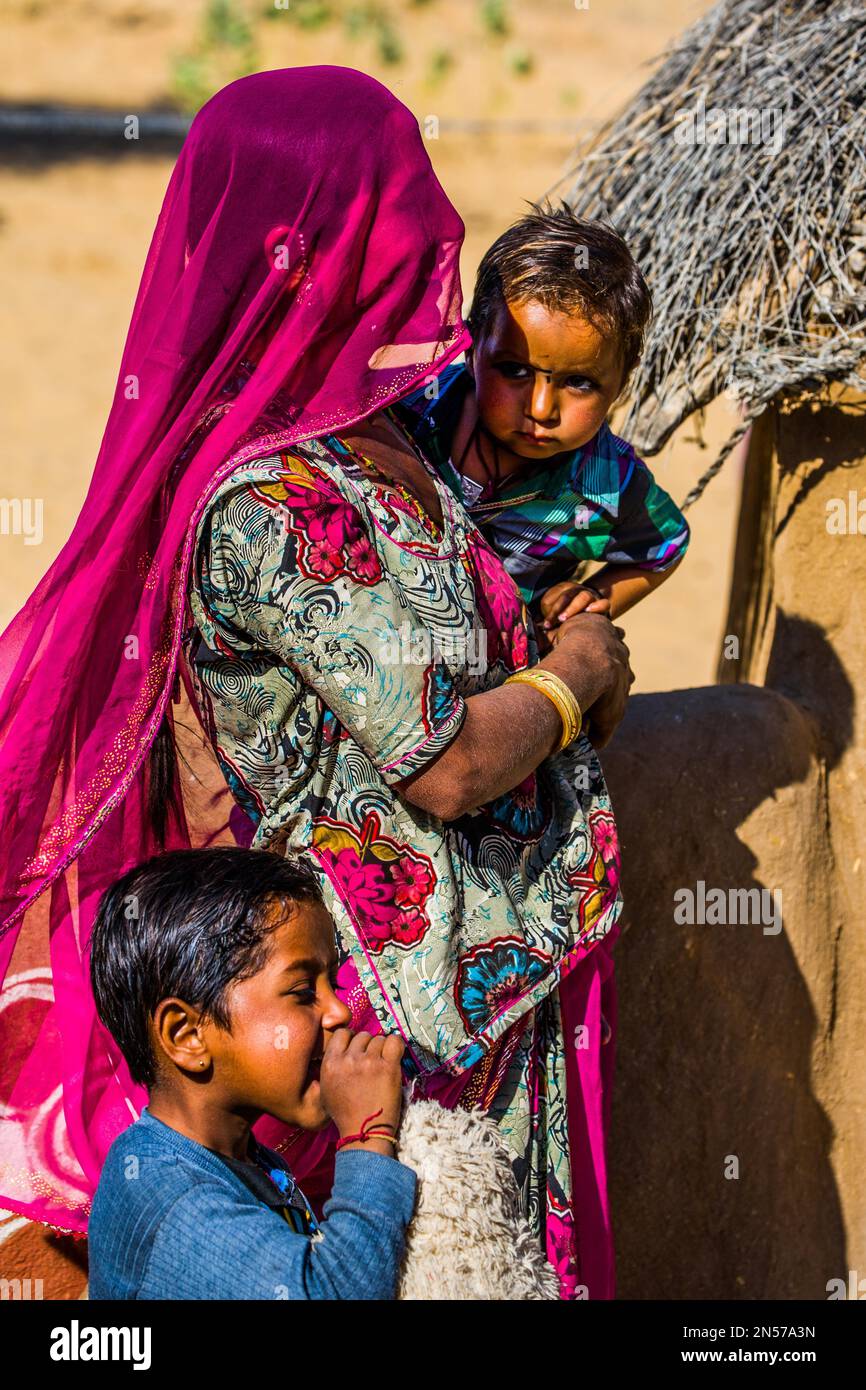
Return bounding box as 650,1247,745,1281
392,362,690,612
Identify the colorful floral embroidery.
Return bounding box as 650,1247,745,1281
483,772,550,842
454,936,553,1034
421,660,458,735
313,812,435,955
254,454,383,586
567,810,622,937
464,531,528,672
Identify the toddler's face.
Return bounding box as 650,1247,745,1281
470,297,624,462
204,898,351,1131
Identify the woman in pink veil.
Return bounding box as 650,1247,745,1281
0,66,629,1298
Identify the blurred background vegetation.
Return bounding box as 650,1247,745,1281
169,0,539,113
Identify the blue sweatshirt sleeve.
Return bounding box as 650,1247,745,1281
136,1149,417,1300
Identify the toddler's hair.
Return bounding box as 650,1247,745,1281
88,847,323,1088
467,200,652,386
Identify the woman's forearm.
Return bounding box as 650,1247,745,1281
396,632,613,819
396,682,560,820
457,683,564,809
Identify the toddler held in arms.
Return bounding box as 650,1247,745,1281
396,202,691,657
87,847,415,1300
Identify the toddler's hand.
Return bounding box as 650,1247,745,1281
319,1027,405,1153
540,581,611,635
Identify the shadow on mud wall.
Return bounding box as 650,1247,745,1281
601,674,849,1300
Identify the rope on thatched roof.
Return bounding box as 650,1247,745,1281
548,0,866,510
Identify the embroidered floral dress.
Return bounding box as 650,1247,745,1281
182,404,623,1290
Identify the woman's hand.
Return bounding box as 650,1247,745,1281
547,613,634,749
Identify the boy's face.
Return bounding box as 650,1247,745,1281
199,898,351,1131
470,297,625,462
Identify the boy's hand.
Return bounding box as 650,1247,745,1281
540,581,612,634
319,1027,405,1156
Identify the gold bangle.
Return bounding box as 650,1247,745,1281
506,670,580,750
530,671,582,749
504,668,583,752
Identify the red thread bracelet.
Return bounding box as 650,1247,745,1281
335,1107,398,1151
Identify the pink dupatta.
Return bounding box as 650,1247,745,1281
0,65,471,1233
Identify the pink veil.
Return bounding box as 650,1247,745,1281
0,65,471,1233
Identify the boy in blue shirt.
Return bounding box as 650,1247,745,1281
87,846,416,1300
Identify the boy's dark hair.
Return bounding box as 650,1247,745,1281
88,847,324,1089
466,200,652,388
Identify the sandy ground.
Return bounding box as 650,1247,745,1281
0,0,736,693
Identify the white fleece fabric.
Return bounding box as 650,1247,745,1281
395,1095,561,1301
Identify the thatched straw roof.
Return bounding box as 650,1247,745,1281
550,0,865,507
